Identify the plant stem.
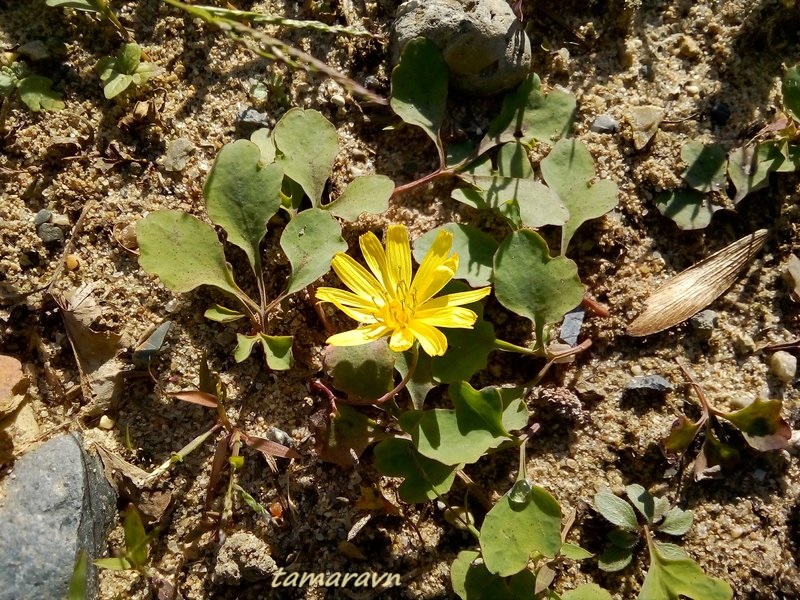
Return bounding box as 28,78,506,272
493,338,538,355
390,168,455,198
140,423,223,486
374,344,418,404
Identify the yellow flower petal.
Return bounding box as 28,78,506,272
410,230,455,301
414,306,478,328
418,287,491,310
388,327,415,352
385,224,412,294
359,231,390,291
315,287,378,323
331,253,386,301
408,321,448,356
327,323,390,346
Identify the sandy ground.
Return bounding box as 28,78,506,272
1,1,799,598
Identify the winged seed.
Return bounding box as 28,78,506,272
627,229,767,337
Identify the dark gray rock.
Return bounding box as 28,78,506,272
690,309,718,340
559,307,585,346
0,433,117,600
625,375,674,393
36,222,64,244
392,0,532,96
33,209,52,227
590,114,619,134
236,108,271,136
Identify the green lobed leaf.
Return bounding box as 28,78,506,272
497,141,534,179
281,208,347,295
373,438,457,503
719,397,791,451
480,485,562,576
782,66,800,122
485,74,576,146
323,339,396,401
651,540,690,560
137,210,241,296
681,142,727,193
493,229,584,348
204,139,283,270
661,415,702,456
540,138,618,253
773,140,800,172
204,304,246,323
413,224,498,288
560,584,613,600
390,37,448,151
234,333,261,363
261,334,293,370
727,142,782,203
318,404,385,467
655,189,719,231
658,506,694,536
322,175,395,221
593,491,639,531
273,108,339,206
451,550,538,600
639,538,733,600
17,75,64,111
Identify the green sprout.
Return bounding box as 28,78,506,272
96,43,158,99
45,0,130,41
94,505,155,575
0,57,63,130
593,485,733,600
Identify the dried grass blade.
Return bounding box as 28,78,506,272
171,391,219,408
243,434,300,461
627,229,767,337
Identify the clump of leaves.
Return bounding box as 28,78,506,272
45,0,130,40
657,65,800,230
96,43,158,99
0,57,64,124
661,362,791,480
137,108,392,367
94,505,155,574
593,485,733,600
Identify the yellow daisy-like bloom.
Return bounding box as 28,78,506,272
316,224,491,357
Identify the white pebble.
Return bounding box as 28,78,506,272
98,415,115,430
770,351,797,383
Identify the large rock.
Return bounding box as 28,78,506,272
392,0,532,96
0,433,117,600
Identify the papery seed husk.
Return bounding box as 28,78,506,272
627,229,767,337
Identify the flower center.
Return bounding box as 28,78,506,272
377,283,416,329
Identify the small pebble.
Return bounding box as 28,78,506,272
36,223,64,244
236,108,271,136
33,209,52,227
709,102,731,126
98,415,115,430
590,114,619,134
64,254,79,271
330,93,346,108
690,309,717,340
50,213,70,228
626,375,674,393
770,351,797,383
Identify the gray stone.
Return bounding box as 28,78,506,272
559,307,585,346
392,0,532,96
590,114,619,134
0,433,117,600
214,532,277,584
236,108,271,136
162,137,196,172
36,222,64,244
33,209,51,227
625,375,674,393
690,309,717,340
770,351,797,383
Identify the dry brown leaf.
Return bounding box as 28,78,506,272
627,229,768,337
55,284,127,416
170,390,219,408
628,105,665,150
784,254,800,301
0,355,28,417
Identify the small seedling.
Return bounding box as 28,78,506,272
0,58,63,130
45,0,130,40
661,361,790,480
96,43,158,99
593,484,733,600
94,505,155,575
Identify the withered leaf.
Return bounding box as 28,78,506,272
627,229,768,337
784,254,800,301
171,390,219,408
243,433,301,460
693,428,739,481
0,355,28,417
661,415,703,457
721,398,791,451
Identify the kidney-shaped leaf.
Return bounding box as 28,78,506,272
323,339,396,401
204,139,283,270
451,550,538,600
281,208,347,295
655,189,719,231
413,224,498,288
137,210,240,296
323,175,395,221
373,438,457,504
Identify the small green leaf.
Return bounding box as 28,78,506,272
561,584,614,600
137,210,241,296
485,74,576,146
598,543,634,572
102,72,133,99
390,38,448,152
639,537,733,600
319,404,385,467
480,485,562,576
17,75,64,111
373,438,457,503
727,142,782,203
273,108,339,206
560,543,594,560
250,127,276,164
655,189,719,231
782,66,800,122
593,491,639,531
681,142,727,193
68,550,89,600
608,528,640,549
204,304,246,323
93,557,132,571
281,208,347,295
323,175,395,221
451,381,508,437
719,397,791,451
204,139,283,270
117,43,141,74
261,334,293,370
493,229,584,349
413,224,498,288
625,484,658,525
122,505,148,567
497,141,533,178
451,550,538,600
234,333,260,363
661,415,702,456
540,138,618,253
323,339,396,400
658,507,694,536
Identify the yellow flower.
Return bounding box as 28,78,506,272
316,224,491,356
